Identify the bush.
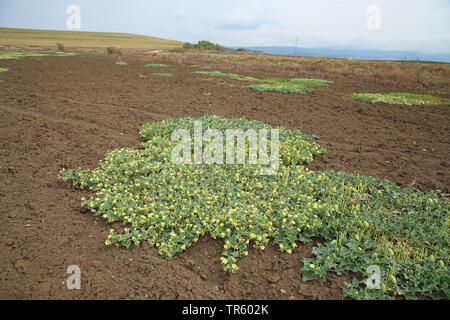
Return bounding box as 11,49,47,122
182,42,194,49
106,47,121,55
56,43,65,51
182,40,225,51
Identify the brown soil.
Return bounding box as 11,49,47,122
0,52,448,299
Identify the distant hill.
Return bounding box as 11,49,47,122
230,46,450,63
0,27,183,49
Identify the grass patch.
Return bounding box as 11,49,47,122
192,71,261,82
0,50,77,60
115,61,127,65
59,115,448,300
243,84,311,94
0,67,8,72
348,93,450,106
152,73,172,77
144,63,170,68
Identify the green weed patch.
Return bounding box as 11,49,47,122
348,93,450,106
0,50,77,60
144,63,170,68
152,73,172,77
243,84,311,94
192,71,261,82
288,78,334,86
115,61,127,65
59,115,448,300
260,77,333,87
192,71,333,94
0,67,8,72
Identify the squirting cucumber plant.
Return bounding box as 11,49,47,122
59,115,448,300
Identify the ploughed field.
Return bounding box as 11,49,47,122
0,50,448,299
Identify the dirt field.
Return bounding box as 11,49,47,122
0,51,449,299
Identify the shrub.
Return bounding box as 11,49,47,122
56,42,65,51
183,40,225,51
182,42,195,49
106,47,121,55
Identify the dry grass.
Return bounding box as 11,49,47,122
155,50,450,96
0,27,183,50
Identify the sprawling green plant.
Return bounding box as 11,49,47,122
115,61,127,65
59,115,448,300
287,78,334,86
243,83,311,94
192,71,261,82
152,73,172,77
192,71,333,94
348,93,450,106
144,63,170,68
0,67,8,72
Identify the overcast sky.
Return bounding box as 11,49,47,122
0,0,449,53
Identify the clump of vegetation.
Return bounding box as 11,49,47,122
152,73,172,77
236,48,247,52
288,78,334,86
144,63,170,68
0,67,8,72
348,93,450,106
192,71,261,82
115,61,127,65
0,50,77,60
243,83,312,94
59,115,448,300
106,47,121,55
192,70,333,94
56,42,65,51
261,78,334,87
183,40,225,51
